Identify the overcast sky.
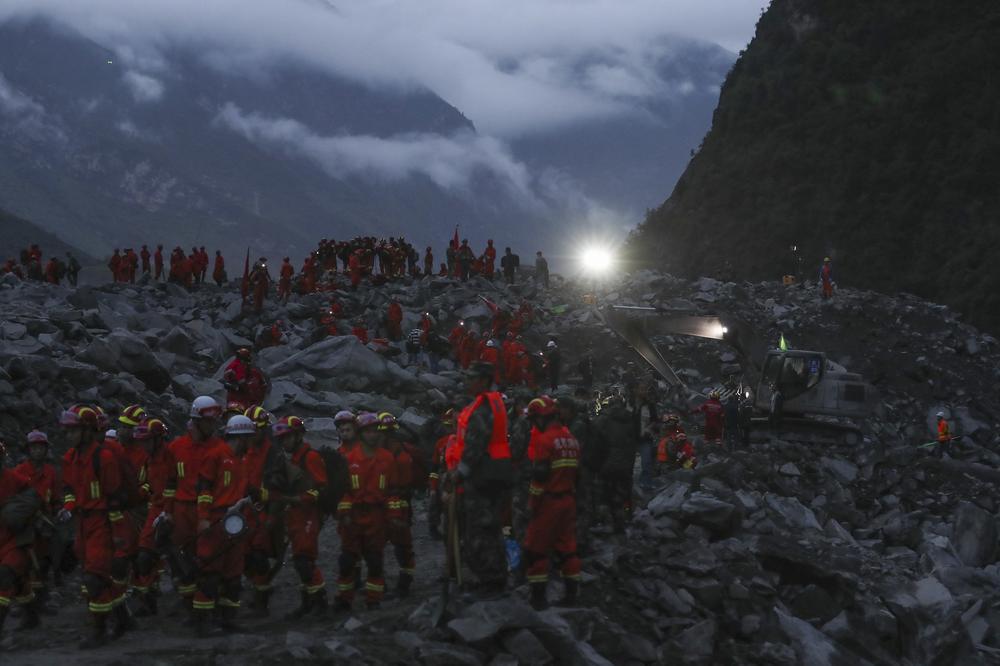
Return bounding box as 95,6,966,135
0,0,767,136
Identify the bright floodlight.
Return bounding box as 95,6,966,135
580,246,614,275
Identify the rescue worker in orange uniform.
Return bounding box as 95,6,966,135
655,414,681,469
191,414,253,636
132,418,174,616
109,404,148,618
483,239,497,279
376,413,417,597
212,251,226,286
335,411,361,456
153,245,164,281
278,257,294,302
13,431,59,610
0,449,37,636
694,391,725,444
523,396,581,610
241,406,281,616
449,362,513,596
108,250,122,283
274,416,329,617
820,257,834,299
348,249,363,290
335,413,399,611
936,412,953,458
223,348,270,409
460,331,479,370
165,396,226,612
58,404,122,648
448,321,467,359
387,300,403,341
427,409,456,540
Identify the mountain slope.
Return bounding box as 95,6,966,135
629,0,1000,331
0,207,94,264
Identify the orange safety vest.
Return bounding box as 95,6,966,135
937,419,950,443
455,392,510,466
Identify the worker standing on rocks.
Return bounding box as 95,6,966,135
522,396,581,610
377,413,417,598
241,406,280,616
449,362,512,598
387,299,403,341
0,445,38,637
820,257,834,299
191,414,251,636
13,431,58,613
58,404,122,648
132,418,173,617
694,391,725,446
274,416,328,618
335,413,399,611
427,409,456,540
936,412,953,458
222,348,270,409
165,397,225,618
595,392,636,534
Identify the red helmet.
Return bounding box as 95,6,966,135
134,418,168,441
356,412,380,430
119,404,147,427
236,348,252,360
244,406,273,430
527,396,557,418
93,405,110,430
272,415,306,438
60,404,100,428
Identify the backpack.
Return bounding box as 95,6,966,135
93,444,145,509
312,447,349,516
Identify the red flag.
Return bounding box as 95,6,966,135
452,226,459,250
479,294,499,314
240,247,250,304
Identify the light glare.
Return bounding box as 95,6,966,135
580,246,614,275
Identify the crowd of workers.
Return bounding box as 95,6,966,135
0,335,737,648
1,244,82,286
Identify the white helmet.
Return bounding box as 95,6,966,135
486,339,496,348
190,396,222,419
225,415,257,436
547,340,557,349
936,411,945,418
105,429,118,441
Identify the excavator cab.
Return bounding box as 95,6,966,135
755,350,874,419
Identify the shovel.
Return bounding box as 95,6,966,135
432,490,461,627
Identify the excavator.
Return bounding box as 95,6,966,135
599,305,878,444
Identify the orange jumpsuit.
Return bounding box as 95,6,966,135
336,447,398,606
524,423,581,585
134,443,175,595
62,441,121,616
166,433,224,601
0,468,35,610
386,439,416,584
13,459,58,591
287,443,327,598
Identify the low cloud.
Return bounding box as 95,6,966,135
216,103,535,199
0,0,759,136
123,71,164,103
0,71,63,140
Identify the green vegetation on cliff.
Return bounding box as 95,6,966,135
631,0,1000,330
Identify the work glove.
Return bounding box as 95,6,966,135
56,508,73,523
151,511,171,530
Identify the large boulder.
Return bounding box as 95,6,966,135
268,336,420,391
952,501,997,567
78,330,172,392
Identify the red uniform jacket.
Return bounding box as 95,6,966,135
197,441,246,521
167,433,225,504
337,447,399,519
62,441,121,512
0,469,31,556
527,423,580,499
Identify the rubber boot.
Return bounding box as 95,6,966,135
285,590,312,620
193,609,212,638
16,600,40,631
0,606,8,635
556,579,579,607
251,590,271,618
396,572,413,599
529,582,549,611
333,596,352,614
110,601,136,639
311,589,328,616
134,591,158,617
218,606,241,633
34,586,58,616
79,613,108,649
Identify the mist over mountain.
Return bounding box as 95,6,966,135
0,6,737,264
